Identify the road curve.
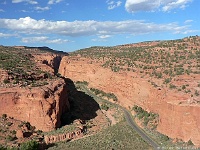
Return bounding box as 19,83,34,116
122,108,160,150
79,84,160,150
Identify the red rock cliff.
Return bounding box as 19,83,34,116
59,56,200,146
0,79,70,132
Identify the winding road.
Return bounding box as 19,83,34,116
78,84,160,150
122,108,160,149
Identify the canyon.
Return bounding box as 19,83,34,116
0,79,69,132
0,36,199,148
58,36,200,146
0,46,70,132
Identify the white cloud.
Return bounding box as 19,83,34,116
184,19,193,24
0,17,195,37
162,0,192,11
12,0,38,4
0,9,4,12
48,0,63,5
0,33,15,38
99,35,111,39
21,36,69,44
125,0,192,13
106,0,122,10
35,6,50,11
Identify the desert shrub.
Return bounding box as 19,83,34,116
6,122,13,126
19,140,39,150
187,139,194,146
161,134,170,141
182,85,186,90
56,73,62,77
164,78,171,84
76,81,89,86
3,79,10,84
10,130,16,135
169,84,176,89
6,135,16,141
0,145,6,150
132,105,138,112
101,103,109,111
133,105,158,127
195,90,199,96
2,114,7,120
107,93,118,101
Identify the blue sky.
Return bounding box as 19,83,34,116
0,0,199,52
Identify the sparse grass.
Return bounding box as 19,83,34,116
75,81,89,86
44,124,77,136
90,88,118,101
144,128,197,150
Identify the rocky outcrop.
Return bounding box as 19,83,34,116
59,56,200,146
0,69,8,82
0,79,70,132
44,128,84,144
33,53,64,75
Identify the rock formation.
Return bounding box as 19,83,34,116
44,128,84,144
0,47,69,132
0,79,70,131
59,56,200,146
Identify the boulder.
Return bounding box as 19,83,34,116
16,130,24,139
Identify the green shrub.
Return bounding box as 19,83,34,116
76,81,89,86
0,145,6,150
2,114,7,120
6,122,13,126
195,90,199,96
164,78,171,84
169,84,176,89
6,135,16,141
182,85,186,90
187,139,194,146
101,104,109,111
3,79,10,84
19,140,39,150
161,134,170,141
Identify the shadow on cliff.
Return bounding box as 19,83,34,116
60,78,100,126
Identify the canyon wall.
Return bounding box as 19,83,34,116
32,53,64,74
0,52,70,132
59,56,200,146
0,79,70,132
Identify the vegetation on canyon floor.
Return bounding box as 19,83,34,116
48,121,152,150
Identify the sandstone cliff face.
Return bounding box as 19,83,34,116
59,56,200,146
0,79,70,132
33,53,63,75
